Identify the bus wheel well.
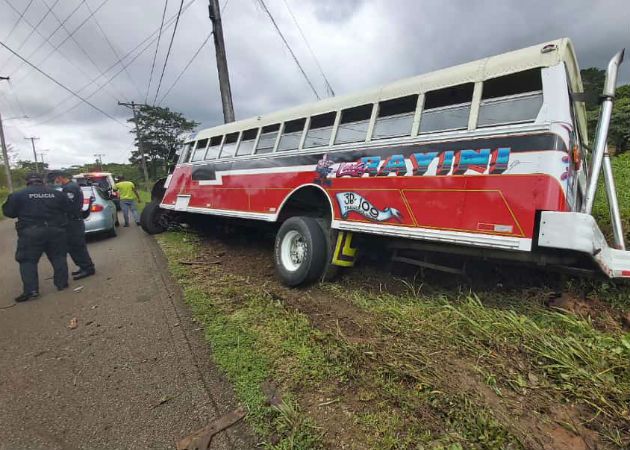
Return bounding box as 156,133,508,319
277,186,332,224
151,177,167,202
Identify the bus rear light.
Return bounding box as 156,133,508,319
91,204,104,212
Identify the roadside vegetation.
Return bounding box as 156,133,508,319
0,187,8,219
157,226,629,450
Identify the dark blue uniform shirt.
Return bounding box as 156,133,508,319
2,184,73,228
61,181,84,220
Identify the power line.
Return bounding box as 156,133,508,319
254,0,320,100
5,0,82,77
281,0,335,97
0,0,61,69
145,0,169,103
0,40,126,127
11,0,112,85
152,0,185,105
84,0,143,98
29,0,198,124
40,0,124,99
158,32,213,105
30,0,124,101
3,0,35,42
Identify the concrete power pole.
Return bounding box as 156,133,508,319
24,136,40,172
0,76,13,192
118,101,150,193
208,0,235,123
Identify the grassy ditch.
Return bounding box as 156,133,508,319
157,230,629,449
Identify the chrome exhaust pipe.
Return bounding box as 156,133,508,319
602,146,626,249
582,49,624,214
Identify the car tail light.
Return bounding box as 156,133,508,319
91,204,104,212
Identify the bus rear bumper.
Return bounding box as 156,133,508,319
538,211,630,278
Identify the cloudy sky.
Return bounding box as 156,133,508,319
0,0,628,168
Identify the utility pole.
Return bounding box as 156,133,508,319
24,136,40,172
94,153,105,171
0,76,13,192
208,0,235,123
39,151,47,170
118,101,150,192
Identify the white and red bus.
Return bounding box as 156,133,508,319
141,38,630,286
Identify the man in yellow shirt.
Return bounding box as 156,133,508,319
113,176,142,227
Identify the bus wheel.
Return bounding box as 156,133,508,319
140,201,167,235
275,216,327,286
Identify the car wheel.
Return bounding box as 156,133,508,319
140,201,167,234
274,216,328,286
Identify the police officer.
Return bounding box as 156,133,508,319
49,170,95,280
2,173,73,302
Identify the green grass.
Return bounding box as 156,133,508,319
137,190,151,213
157,231,343,449
157,229,630,449
592,152,629,243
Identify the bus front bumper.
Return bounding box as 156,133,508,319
538,211,630,279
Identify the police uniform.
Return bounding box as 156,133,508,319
2,177,73,300
62,180,95,276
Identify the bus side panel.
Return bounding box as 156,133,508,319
161,166,192,204
327,174,566,239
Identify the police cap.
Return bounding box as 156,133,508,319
25,172,44,184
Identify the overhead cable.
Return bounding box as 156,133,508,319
0,40,126,126
84,0,143,98
0,0,61,69
6,0,84,77
254,0,320,100
11,0,111,84
152,0,184,105
3,0,35,42
145,0,170,103
281,0,334,97
158,32,213,105
29,0,197,123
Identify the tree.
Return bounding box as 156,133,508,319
128,105,198,180
580,68,629,154
16,160,49,171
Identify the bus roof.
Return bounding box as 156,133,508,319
194,38,586,142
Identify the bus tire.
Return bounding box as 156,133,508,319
140,201,166,235
275,216,328,287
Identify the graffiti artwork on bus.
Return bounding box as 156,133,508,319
332,147,512,178
335,192,403,223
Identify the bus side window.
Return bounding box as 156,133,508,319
220,132,240,158
277,118,306,152
478,69,543,127
303,112,336,148
419,83,473,133
373,94,418,139
179,142,194,163
255,124,280,154
205,136,224,160
191,139,209,161
236,128,259,156
335,104,373,144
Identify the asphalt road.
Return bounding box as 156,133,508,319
0,217,255,449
